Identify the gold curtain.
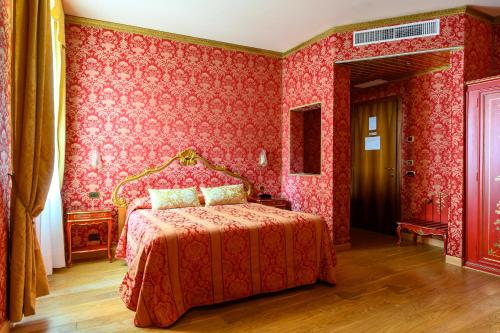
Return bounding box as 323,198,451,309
10,0,54,322
50,0,65,185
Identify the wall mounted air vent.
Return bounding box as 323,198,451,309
353,19,440,46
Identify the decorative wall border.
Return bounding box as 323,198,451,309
65,15,282,58
66,6,495,59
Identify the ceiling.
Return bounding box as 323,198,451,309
63,1,500,53
345,50,452,86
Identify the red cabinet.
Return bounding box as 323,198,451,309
466,75,500,275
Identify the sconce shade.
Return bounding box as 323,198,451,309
259,149,268,167
90,148,102,170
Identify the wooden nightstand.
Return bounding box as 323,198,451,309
66,209,113,266
250,197,290,210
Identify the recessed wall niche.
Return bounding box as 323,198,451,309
289,103,322,175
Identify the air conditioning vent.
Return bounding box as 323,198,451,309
353,19,440,46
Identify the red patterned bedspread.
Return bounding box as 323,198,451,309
115,202,336,327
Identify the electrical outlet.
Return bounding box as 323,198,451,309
89,191,100,199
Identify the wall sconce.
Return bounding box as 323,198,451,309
90,148,102,170
258,149,268,168
258,149,271,199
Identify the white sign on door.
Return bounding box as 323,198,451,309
365,136,381,150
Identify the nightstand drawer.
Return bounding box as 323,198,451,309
67,210,112,221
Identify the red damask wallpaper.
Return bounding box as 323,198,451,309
493,24,500,74
332,65,351,245
0,0,10,324
351,57,465,256
464,15,493,81
64,24,282,248
302,108,322,174
282,14,469,253
289,110,305,173
281,37,337,240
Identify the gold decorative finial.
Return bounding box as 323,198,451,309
179,148,198,166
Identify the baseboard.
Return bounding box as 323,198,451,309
445,255,463,267
0,320,10,333
335,243,351,252
401,232,444,248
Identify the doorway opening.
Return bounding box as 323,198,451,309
351,97,401,234
337,48,454,237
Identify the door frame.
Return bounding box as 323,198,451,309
350,95,403,232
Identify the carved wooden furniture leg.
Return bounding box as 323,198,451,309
396,225,402,246
66,223,72,267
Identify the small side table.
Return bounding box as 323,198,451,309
66,209,113,266
250,197,290,210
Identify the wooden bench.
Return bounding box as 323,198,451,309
396,193,449,255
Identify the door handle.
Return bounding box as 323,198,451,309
385,167,395,171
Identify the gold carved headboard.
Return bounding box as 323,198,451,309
111,148,253,236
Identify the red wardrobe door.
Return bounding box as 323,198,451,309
466,81,500,275
481,92,500,263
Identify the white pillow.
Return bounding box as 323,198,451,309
200,184,247,206
148,187,201,210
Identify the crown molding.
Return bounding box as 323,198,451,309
283,6,480,58
333,6,468,34
65,15,282,58
66,6,495,60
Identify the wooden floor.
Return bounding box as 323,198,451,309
12,229,500,333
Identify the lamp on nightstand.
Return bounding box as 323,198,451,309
258,149,271,199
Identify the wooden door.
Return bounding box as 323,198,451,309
466,77,500,275
351,97,400,235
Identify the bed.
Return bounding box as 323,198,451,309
112,149,337,328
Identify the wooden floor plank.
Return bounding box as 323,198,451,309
11,229,500,333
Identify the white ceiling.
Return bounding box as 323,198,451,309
63,0,500,52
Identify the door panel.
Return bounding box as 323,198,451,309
482,92,500,262
466,79,500,275
351,97,399,234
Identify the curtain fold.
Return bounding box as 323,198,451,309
50,0,65,185
35,0,66,276
9,0,54,322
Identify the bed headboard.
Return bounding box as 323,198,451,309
111,148,253,236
